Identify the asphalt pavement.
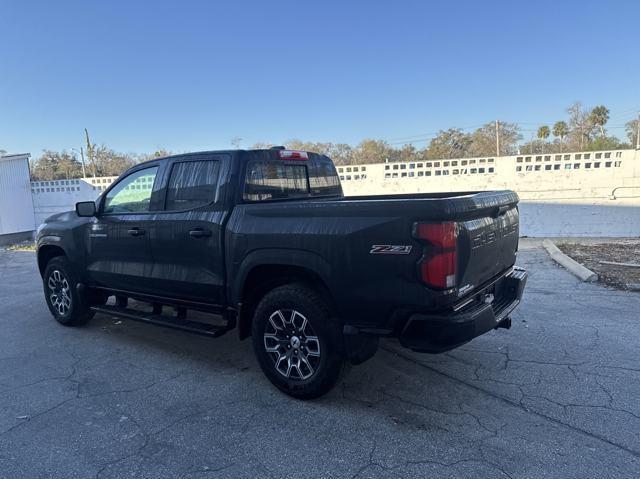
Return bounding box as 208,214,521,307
0,241,638,478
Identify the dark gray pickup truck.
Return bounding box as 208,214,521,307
36,148,527,398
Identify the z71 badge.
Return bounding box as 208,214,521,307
369,245,412,255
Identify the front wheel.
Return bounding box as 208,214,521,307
251,284,345,399
43,256,94,326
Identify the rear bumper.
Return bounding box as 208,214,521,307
398,266,527,353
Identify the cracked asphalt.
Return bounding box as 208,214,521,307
0,240,639,478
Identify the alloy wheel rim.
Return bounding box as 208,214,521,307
263,309,321,380
48,270,71,317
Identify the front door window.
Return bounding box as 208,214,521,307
103,167,158,214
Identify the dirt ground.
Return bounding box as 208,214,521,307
558,240,640,291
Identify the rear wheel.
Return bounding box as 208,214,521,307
251,284,345,399
43,256,94,326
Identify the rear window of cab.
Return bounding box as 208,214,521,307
243,159,342,201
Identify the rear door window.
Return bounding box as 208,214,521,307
165,160,220,211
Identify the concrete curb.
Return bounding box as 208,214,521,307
542,239,598,283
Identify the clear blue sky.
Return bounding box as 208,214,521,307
1,0,638,156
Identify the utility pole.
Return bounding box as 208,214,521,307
636,112,640,150
579,125,584,150
70,147,87,178
530,132,535,154
79,147,87,178
495,120,500,157
84,128,97,178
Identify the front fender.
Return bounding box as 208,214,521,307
36,234,64,250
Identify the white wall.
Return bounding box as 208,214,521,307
31,176,116,225
339,149,638,201
0,154,35,236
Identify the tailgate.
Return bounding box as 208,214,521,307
456,205,519,293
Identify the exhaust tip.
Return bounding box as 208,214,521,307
497,317,512,330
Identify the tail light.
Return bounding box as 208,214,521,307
413,222,458,289
278,150,309,160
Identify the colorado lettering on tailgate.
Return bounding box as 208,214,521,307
471,210,518,250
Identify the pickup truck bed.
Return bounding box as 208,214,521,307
36,148,527,398
229,190,520,329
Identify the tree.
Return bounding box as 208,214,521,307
92,146,136,176
587,136,629,151
326,143,354,165
31,151,59,180
566,102,594,150
150,149,173,159
134,149,174,163
467,122,521,157
30,150,83,180
519,139,540,155
396,144,417,163
589,105,609,139
350,139,395,164
251,142,275,149
552,121,569,151
424,128,471,159
57,152,82,179
625,118,639,149
537,125,550,153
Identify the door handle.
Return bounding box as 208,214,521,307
189,228,212,238
128,228,145,237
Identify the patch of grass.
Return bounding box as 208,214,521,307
5,241,36,252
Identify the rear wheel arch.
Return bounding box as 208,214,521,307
237,264,336,340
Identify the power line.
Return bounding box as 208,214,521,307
384,107,638,147
385,124,485,143
388,137,436,146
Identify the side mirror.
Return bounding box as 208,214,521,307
75,201,97,217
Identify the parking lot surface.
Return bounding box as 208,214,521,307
0,242,639,478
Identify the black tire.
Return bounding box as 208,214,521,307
251,283,345,399
43,256,94,326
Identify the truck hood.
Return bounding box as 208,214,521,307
44,210,77,223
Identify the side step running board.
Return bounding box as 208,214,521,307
90,304,231,338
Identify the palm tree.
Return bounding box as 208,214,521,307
590,105,609,139
552,121,569,152
537,125,550,153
